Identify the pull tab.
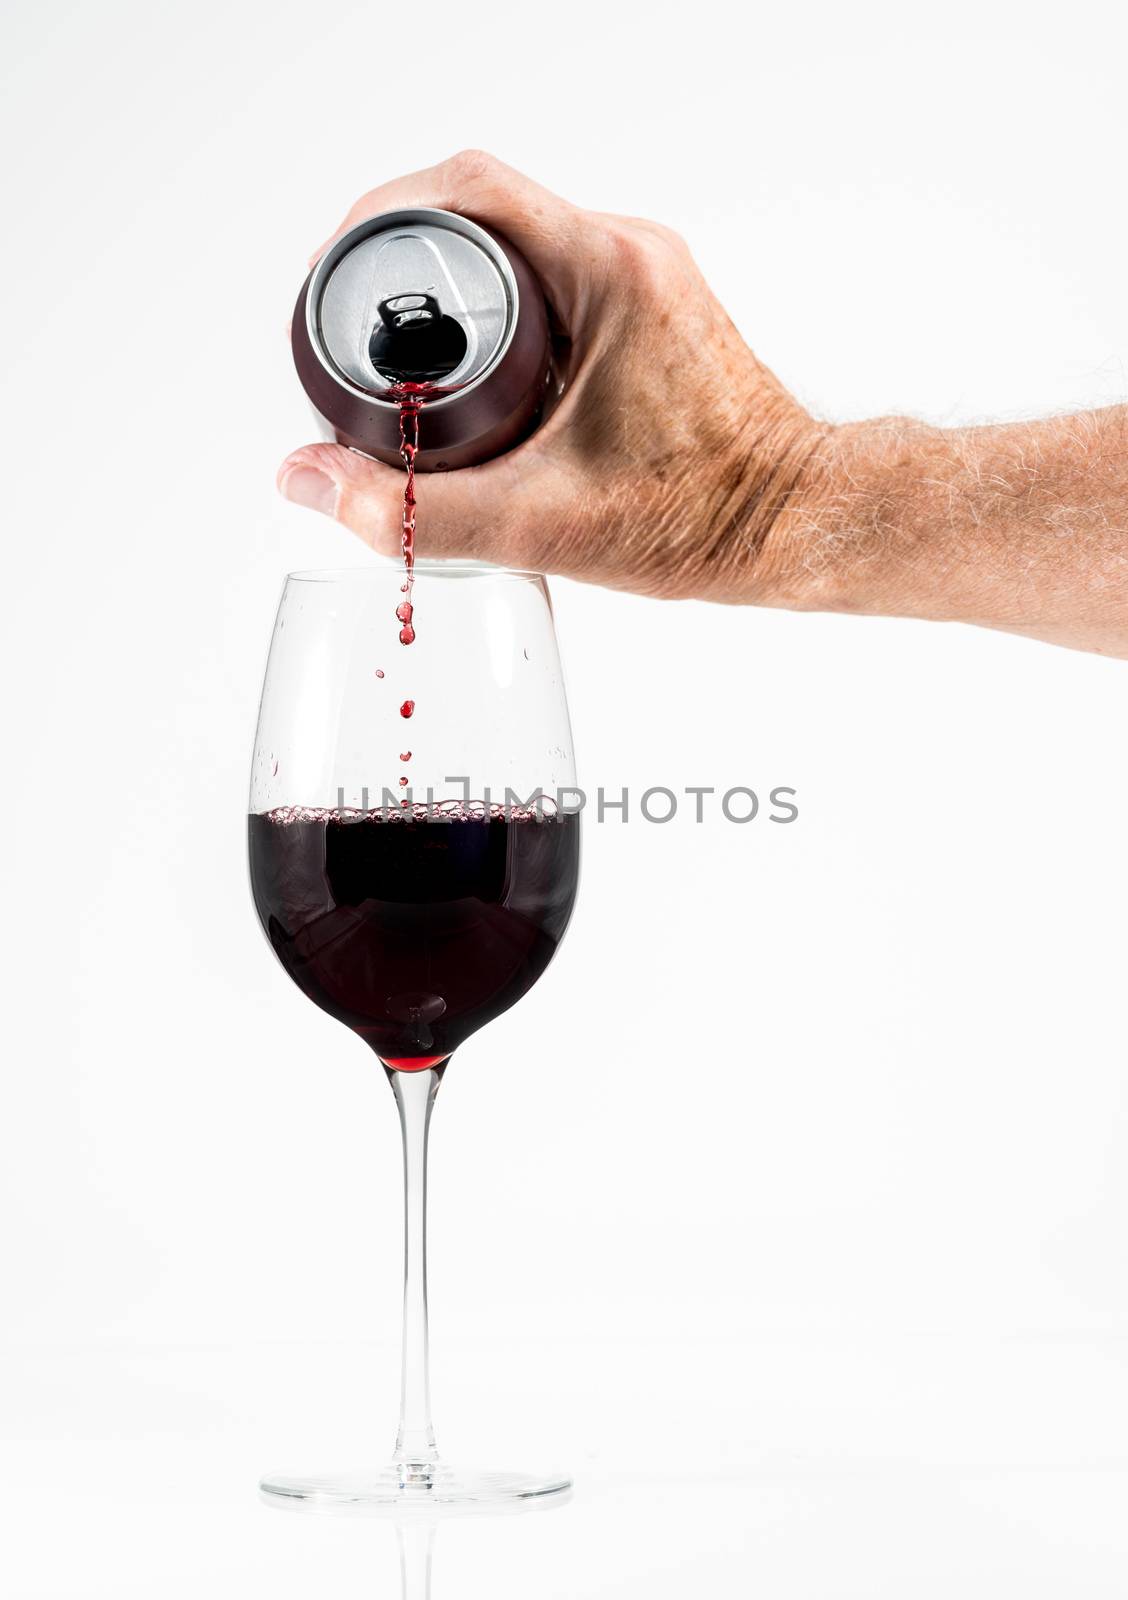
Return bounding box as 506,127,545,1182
378,293,442,330
369,291,468,386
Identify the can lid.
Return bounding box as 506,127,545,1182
308,210,515,403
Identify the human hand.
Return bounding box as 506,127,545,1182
278,151,826,603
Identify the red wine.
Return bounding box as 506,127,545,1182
381,385,444,790
385,380,454,648
393,392,419,646
379,385,465,816
248,806,579,1069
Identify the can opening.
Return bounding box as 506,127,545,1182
369,294,469,386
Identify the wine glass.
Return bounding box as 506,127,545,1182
248,564,580,1509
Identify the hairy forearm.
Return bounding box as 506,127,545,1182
766,407,1128,656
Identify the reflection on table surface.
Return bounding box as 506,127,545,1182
8,1337,1128,1597
262,1480,573,1600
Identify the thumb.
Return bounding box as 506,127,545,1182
277,441,565,570
278,443,405,559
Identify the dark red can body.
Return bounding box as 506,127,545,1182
292,208,551,472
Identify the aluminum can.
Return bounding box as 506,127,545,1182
292,207,551,471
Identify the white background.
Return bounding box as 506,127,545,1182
3,0,1128,1593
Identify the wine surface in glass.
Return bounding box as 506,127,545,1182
248,806,579,1068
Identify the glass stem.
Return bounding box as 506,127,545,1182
396,1518,436,1600
389,1064,443,1480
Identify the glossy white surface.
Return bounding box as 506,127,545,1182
5,1335,1128,1595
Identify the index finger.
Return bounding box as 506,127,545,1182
307,150,589,320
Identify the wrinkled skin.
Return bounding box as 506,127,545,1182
280,152,1128,658
279,150,825,604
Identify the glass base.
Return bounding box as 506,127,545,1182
260,1461,572,1512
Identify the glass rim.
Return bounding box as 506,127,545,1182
286,561,546,584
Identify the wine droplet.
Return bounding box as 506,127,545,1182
399,776,409,787
399,751,412,762
400,700,415,718
375,668,385,679
399,625,415,645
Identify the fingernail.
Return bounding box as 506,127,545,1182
280,464,338,516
